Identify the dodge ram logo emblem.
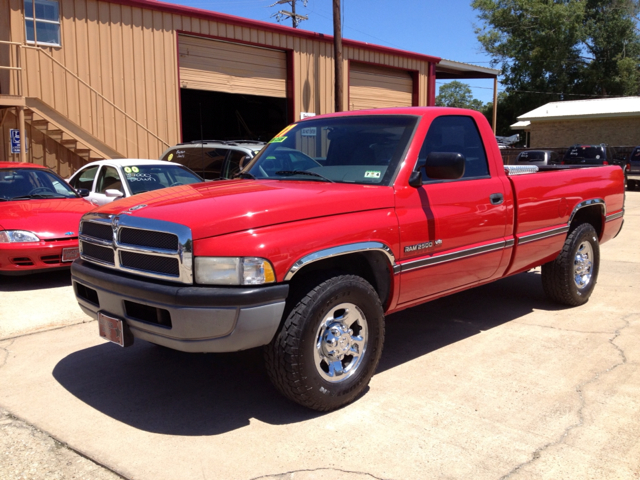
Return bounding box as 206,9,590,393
120,204,147,215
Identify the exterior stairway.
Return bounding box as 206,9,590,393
23,97,124,162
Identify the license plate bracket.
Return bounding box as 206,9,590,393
61,247,80,262
98,312,134,347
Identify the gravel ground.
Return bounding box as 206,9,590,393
0,408,121,480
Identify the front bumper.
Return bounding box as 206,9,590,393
0,238,78,275
71,259,289,352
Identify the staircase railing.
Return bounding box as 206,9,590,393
0,41,170,158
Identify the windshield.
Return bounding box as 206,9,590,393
0,168,79,201
122,164,203,195
244,115,419,186
563,146,604,160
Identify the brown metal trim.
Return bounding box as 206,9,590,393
286,49,295,124
176,33,183,144
427,63,436,106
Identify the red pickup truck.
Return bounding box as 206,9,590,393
71,107,625,411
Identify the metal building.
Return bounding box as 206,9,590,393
0,0,499,175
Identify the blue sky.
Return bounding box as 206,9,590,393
166,0,501,104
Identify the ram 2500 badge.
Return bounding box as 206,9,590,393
71,107,625,411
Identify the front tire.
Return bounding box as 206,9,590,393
265,275,385,411
542,223,600,306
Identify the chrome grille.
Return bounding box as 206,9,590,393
79,214,193,284
80,241,115,265
119,228,178,250
120,251,180,276
80,221,113,241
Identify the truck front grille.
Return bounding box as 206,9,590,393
79,214,193,284
80,241,115,265
119,228,179,250
80,221,113,241
120,251,180,276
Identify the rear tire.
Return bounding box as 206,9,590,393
265,275,384,411
542,223,600,306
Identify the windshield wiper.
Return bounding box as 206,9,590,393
10,193,66,200
235,172,256,180
275,170,334,183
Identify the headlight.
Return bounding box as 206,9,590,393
0,230,41,243
194,257,276,285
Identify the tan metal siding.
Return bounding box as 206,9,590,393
349,62,413,111
8,0,180,161
5,0,435,170
178,35,287,98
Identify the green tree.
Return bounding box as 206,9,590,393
436,81,485,110
472,0,640,131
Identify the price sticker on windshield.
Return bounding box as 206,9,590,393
270,136,287,143
274,124,295,138
365,171,381,179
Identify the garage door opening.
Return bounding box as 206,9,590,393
180,89,288,142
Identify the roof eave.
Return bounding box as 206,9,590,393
519,111,640,122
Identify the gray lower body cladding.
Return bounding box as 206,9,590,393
71,259,288,353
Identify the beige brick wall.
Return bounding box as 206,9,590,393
529,117,640,148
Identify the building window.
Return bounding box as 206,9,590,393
25,0,61,46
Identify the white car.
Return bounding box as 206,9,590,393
67,159,203,206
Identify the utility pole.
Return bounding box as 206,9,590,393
269,0,308,28
333,0,343,112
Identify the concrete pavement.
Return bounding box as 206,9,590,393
0,192,638,480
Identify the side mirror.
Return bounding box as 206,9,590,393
76,188,90,197
424,152,465,180
408,171,423,188
105,189,124,198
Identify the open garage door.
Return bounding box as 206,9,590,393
178,35,289,142
349,63,414,111
178,35,287,98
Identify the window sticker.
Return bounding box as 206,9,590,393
126,173,156,182
364,171,381,179
274,124,295,138
131,166,140,173
270,136,287,143
124,167,132,173
167,153,174,161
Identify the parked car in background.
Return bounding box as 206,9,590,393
0,162,95,275
515,150,560,166
562,144,628,186
625,146,640,190
67,159,203,206
160,140,266,180
562,144,626,167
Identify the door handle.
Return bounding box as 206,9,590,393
490,193,504,205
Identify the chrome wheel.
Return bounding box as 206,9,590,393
313,302,368,383
573,240,594,289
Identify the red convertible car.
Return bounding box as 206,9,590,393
0,162,95,275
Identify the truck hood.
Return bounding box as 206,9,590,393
0,198,95,239
93,180,395,240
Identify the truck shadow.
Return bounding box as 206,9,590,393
52,270,567,436
0,269,72,291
